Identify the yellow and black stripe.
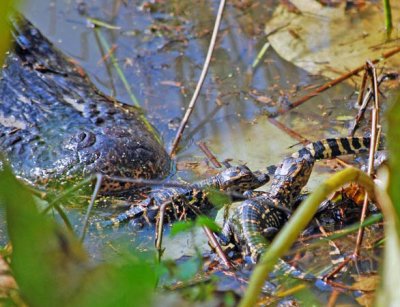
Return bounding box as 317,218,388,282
292,136,379,160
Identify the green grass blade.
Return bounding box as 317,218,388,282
0,164,88,306
382,0,393,37
87,17,121,30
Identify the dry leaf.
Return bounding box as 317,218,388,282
265,0,400,80
352,274,380,291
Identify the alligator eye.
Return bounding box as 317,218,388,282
75,131,96,150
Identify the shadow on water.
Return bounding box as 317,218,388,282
1,1,370,298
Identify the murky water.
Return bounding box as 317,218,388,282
2,0,378,303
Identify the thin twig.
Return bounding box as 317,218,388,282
326,280,375,292
155,200,172,261
170,0,226,156
97,44,117,65
80,173,103,242
323,256,352,281
356,64,368,107
350,74,391,136
327,290,341,307
268,118,308,145
279,46,400,115
353,61,380,257
185,202,233,268
202,226,232,268
198,139,231,168
197,141,223,168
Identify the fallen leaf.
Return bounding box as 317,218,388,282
356,291,375,307
265,0,400,80
352,274,380,291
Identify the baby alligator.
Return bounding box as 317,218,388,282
98,165,269,229
0,15,170,193
220,136,382,278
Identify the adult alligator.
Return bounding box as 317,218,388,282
0,16,171,193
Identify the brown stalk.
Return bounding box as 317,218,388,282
323,256,352,281
350,73,393,135
170,0,226,157
197,141,223,168
353,61,380,258
356,64,368,107
268,118,308,145
155,200,172,259
279,46,400,115
203,226,233,268
97,44,117,65
327,290,341,307
185,202,233,268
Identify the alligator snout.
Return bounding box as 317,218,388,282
1,16,171,193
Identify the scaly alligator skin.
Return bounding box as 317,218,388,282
220,136,382,280
98,165,270,228
0,16,170,193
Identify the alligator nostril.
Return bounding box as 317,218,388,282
76,131,96,150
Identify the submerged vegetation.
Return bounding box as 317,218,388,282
1,0,400,306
